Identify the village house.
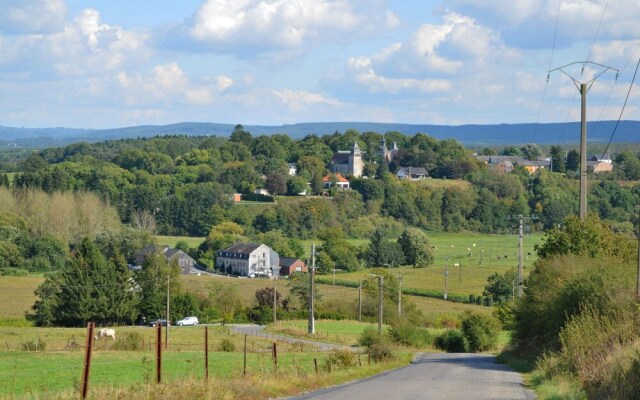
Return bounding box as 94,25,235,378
278,257,307,276
134,245,198,275
216,242,280,278
396,166,428,180
322,173,350,189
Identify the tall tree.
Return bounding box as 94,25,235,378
566,149,580,171
549,146,566,173
397,227,434,268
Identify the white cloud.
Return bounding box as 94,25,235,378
0,0,67,34
117,62,233,106
172,0,397,56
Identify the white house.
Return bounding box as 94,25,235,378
396,167,428,180
287,163,297,176
216,242,280,278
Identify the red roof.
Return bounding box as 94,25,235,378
322,173,349,183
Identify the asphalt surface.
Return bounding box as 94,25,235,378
287,352,535,400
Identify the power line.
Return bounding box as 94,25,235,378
598,57,640,161
584,0,609,65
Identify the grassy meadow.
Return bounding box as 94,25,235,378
0,322,415,399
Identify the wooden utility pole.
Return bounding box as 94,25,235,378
205,326,209,380
444,269,449,300
273,275,277,325
518,215,524,298
308,244,316,334
166,276,169,349
397,275,403,318
81,322,95,399
358,279,362,322
156,322,162,384
377,275,383,334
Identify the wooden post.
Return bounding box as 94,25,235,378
156,323,162,384
243,334,247,377
272,342,277,368
314,358,318,374
204,326,209,380
80,322,95,399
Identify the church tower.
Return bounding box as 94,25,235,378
348,142,364,177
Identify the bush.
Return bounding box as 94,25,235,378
434,330,467,352
358,326,379,348
22,339,46,351
461,313,500,352
218,338,236,352
387,322,431,347
113,332,143,351
358,326,394,362
323,349,357,371
0,268,28,276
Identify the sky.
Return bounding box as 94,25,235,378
1,0,639,129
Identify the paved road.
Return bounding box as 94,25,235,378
287,353,535,400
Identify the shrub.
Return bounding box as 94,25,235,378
219,338,236,352
22,339,46,351
358,326,394,362
323,349,357,371
387,322,431,347
0,268,28,276
358,326,379,348
461,313,500,352
113,332,143,351
434,330,467,352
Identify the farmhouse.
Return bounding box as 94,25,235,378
278,257,307,276
396,166,428,180
134,245,198,275
322,173,350,189
216,242,280,278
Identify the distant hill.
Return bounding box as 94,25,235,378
1,120,639,147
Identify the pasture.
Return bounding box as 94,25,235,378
0,324,411,399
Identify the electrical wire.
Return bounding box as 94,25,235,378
598,57,640,161
585,0,609,64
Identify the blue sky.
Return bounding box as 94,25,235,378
1,0,639,129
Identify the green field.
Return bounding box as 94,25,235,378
156,235,205,249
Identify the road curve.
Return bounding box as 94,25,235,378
287,352,535,400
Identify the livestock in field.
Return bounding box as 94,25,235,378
95,328,116,341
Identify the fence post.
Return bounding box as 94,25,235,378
156,323,162,384
243,334,247,377
81,322,95,399
272,342,277,369
314,358,318,374
205,326,209,380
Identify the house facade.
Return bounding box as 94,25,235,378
330,142,364,177
396,166,428,180
322,173,350,189
216,242,280,278
279,257,307,276
134,245,198,275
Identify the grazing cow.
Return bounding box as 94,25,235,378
95,328,116,341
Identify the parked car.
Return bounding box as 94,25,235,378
176,316,199,326
149,318,170,327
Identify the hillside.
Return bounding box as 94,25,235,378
2,120,640,147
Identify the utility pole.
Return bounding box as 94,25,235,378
636,207,640,301
166,276,169,349
377,275,383,334
308,244,316,335
518,215,524,298
273,274,277,325
397,275,403,318
444,268,449,300
549,62,618,220
358,279,362,322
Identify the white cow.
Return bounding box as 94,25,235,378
95,328,116,341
